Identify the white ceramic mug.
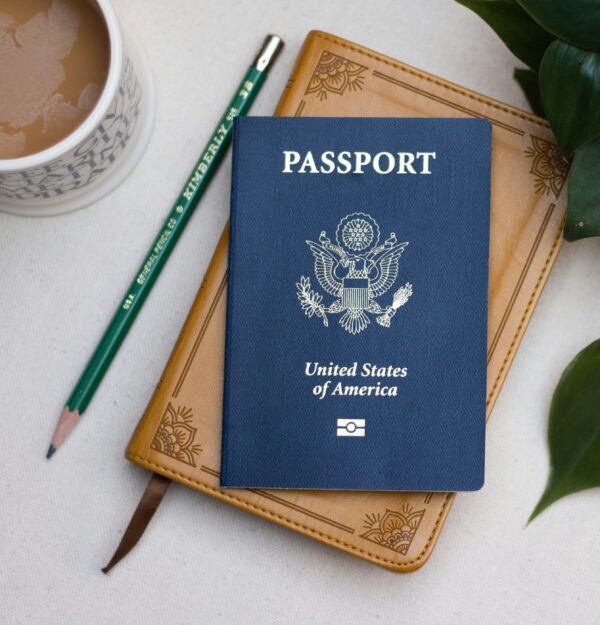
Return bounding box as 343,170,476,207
0,0,154,216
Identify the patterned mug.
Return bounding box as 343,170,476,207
0,0,154,217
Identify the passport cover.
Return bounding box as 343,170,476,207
221,117,492,491
125,30,568,572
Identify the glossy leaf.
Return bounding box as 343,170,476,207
518,0,600,51
539,40,600,156
455,0,554,70
529,340,600,522
513,68,544,116
564,137,600,241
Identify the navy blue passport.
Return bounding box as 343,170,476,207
220,117,491,491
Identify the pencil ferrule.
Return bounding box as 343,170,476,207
253,35,283,72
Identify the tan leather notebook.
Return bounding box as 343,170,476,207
125,30,567,572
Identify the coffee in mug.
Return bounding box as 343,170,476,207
0,0,110,159
0,0,155,216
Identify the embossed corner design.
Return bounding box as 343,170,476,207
360,505,425,555
525,135,570,199
150,403,201,467
305,51,367,100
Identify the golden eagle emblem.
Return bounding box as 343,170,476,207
296,212,413,334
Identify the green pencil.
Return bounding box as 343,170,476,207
47,35,283,459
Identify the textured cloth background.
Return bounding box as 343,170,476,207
1,1,599,623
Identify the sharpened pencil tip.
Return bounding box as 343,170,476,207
47,407,81,459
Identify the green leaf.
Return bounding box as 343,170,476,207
518,0,600,51
529,339,600,522
513,68,544,116
455,0,555,70
564,137,600,241
539,40,600,156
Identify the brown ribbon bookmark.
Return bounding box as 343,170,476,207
102,473,171,574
